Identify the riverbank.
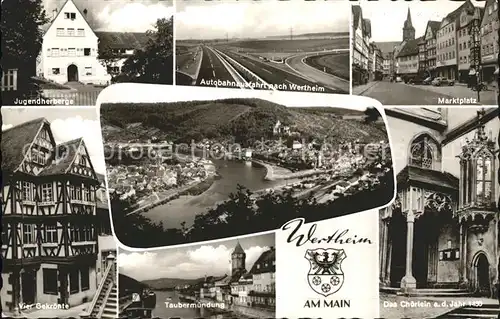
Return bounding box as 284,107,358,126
174,294,274,319
198,297,273,319
251,158,333,181
251,158,293,180
127,175,216,215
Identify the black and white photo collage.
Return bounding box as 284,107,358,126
1,0,498,318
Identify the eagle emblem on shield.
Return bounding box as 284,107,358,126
305,248,346,297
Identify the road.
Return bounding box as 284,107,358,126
286,52,349,93
355,80,495,105
221,49,337,93
195,46,236,86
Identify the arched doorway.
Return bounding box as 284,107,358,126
474,252,490,296
67,64,78,82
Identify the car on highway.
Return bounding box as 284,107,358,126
432,77,455,86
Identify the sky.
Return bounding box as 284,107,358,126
358,0,487,42
176,0,349,40
42,0,173,32
119,233,275,281
1,107,106,174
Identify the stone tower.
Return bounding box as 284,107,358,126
403,7,416,41
231,241,246,276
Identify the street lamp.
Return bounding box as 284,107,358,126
468,10,482,102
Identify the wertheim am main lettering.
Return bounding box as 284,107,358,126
281,218,373,247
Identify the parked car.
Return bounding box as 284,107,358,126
432,77,455,86
409,77,427,85
395,76,403,83
423,77,433,85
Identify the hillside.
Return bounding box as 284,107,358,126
141,277,203,290
100,98,387,146
266,32,349,39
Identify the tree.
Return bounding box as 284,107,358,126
1,0,49,99
121,17,174,84
364,107,381,123
110,194,185,247
98,41,120,77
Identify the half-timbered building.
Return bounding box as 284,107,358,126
1,117,101,313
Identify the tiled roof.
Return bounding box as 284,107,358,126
363,19,371,37
2,118,98,182
397,37,423,57
242,272,253,280
96,172,106,183
428,21,441,35
249,248,275,275
374,41,401,54
232,242,244,254
230,269,247,283
96,32,149,50
352,5,362,30
215,274,231,286
1,118,48,174
396,165,459,192
444,0,474,23
39,138,83,176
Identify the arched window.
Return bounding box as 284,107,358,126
475,150,493,204
409,135,438,169
459,145,495,209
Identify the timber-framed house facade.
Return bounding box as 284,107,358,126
1,117,101,312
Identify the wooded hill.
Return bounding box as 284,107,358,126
100,98,386,146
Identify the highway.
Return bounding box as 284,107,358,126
286,51,349,93
195,46,236,87
222,49,336,93
192,46,348,93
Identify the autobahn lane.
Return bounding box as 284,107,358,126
286,52,349,93
195,46,235,86
222,50,336,93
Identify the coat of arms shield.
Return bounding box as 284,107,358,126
305,248,346,297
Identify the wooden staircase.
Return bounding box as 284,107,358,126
101,284,118,319
83,255,117,318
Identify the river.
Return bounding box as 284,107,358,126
153,290,249,319
142,159,292,229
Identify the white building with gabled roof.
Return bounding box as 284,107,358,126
36,0,111,85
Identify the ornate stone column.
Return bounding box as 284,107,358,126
384,240,393,285
459,224,466,285
400,209,417,293
461,226,468,286
380,219,388,283
465,161,469,203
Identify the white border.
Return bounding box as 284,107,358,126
96,84,398,252
172,0,177,86
349,1,353,95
